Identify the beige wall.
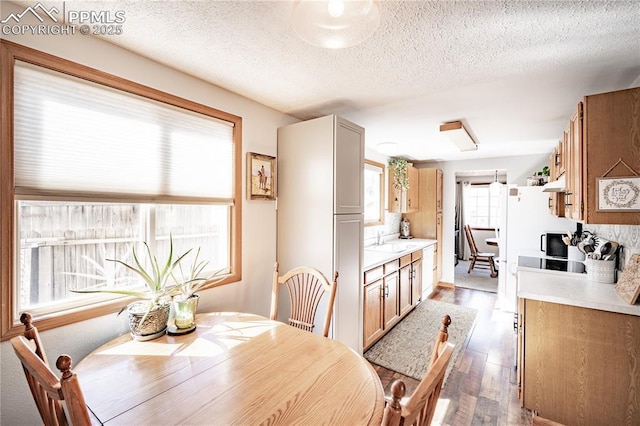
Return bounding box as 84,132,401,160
0,2,298,423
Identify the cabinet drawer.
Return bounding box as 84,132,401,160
400,254,412,268
364,265,384,284
384,259,399,274
411,250,422,262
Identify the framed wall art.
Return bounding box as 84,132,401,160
247,152,276,200
597,176,640,211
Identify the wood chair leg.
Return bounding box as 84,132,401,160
467,258,475,274
489,259,497,278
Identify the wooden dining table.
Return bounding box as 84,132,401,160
75,312,385,425
486,237,499,247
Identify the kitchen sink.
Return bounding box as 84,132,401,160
364,243,418,253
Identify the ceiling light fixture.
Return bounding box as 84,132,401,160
291,0,381,49
375,141,398,156
439,121,478,152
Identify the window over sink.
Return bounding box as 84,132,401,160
364,159,385,226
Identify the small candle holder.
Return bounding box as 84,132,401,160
168,294,199,335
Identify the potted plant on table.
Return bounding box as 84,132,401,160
71,235,191,340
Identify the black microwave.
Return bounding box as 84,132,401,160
540,232,568,258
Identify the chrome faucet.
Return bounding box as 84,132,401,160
376,231,384,245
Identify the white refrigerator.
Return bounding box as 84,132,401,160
277,115,364,353
497,185,575,312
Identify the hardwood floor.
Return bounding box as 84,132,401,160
371,286,534,426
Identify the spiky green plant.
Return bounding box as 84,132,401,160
72,235,190,307
172,247,227,300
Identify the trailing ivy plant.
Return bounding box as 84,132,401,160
388,158,410,191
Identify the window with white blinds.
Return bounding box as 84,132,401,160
1,41,241,336
14,61,235,203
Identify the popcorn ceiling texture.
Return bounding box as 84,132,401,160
10,0,639,162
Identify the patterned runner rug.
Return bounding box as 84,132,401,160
364,299,478,381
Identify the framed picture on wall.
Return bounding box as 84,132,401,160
247,152,276,200
597,176,640,211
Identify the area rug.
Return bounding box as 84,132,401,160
454,259,498,293
364,299,477,381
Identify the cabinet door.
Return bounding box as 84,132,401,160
383,272,400,329
363,280,384,349
422,246,435,299
399,265,412,316
387,165,402,213
435,213,443,283
411,259,422,306
565,103,583,221
334,117,364,214
405,165,419,213
517,298,525,403
435,168,443,212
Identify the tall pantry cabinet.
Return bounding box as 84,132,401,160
406,168,443,288
277,115,365,353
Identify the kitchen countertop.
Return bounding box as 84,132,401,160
363,238,437,270
517,264,640,317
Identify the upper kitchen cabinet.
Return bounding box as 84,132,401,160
564,87,640,224
278,115,364,215
388,162,419,213
547,130,567,217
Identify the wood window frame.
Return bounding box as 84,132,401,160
0,40,243,340
364,159,385,226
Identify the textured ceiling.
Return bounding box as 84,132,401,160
7,0,640,161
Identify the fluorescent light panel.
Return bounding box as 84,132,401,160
439,121,477,152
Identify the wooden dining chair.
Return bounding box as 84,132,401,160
271,262,338,337
11,313,92,426
464,225,498,278
381,315,455,426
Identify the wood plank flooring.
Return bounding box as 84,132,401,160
371,286,534,426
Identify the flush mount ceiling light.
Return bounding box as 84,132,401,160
439,121,478,152
291,0,381,49
375,141,398,156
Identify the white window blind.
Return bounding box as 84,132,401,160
13,61,234,203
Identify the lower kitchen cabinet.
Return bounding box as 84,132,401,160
518,298,640,425
363,249,424,350
399,254,412,316
363,278,384,349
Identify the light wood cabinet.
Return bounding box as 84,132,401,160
399,255,412,316
434,213,442,283
411,250,422,306
518,298,640,425
363,249,424,350
388,164,419,213
548,136,566,217
406,168,443,285
562,87,640,224
363,279,384,349
564,104,583,221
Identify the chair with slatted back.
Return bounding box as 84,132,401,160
464,225,498,278
271,262,338,338
381,315,455,426
11,313,92,426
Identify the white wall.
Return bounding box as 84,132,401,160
419,153,550,284
0,3,298,423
